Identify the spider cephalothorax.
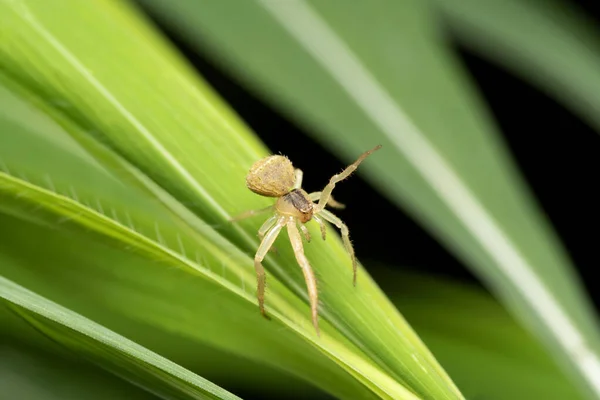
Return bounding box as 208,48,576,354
231,145,381,335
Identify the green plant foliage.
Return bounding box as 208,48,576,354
0,0,466,399
0,337,154,400
0,276,240,400
133,0,600,398
431,0,600,135
3,0,600,398
382,268,584,400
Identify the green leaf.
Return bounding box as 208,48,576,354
430,0,600,135
0,274,241,400
380,268,584,400
0,338,155,400
133,0,600,398
1,306,157,400
0,79,384,400
0,0,461,399
0,209,369,400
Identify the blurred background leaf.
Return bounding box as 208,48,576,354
0,337,154,400
381,268,583,400
0,275,240,400
430,0,600,135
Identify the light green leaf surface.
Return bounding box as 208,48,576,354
0,214,332,400
430,0,600,135
133,0,600,398
0,275,240,400
0,82,384,400
0,0,462,399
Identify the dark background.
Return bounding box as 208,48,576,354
139,1,600,398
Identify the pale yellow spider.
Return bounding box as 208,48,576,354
230,145,381,335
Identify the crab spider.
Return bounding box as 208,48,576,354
230,145,381,335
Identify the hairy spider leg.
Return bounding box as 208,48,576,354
312,214,327,241
254,216,286,318
308,192,346,209
287,218,320,336
319,209,357,286
298,223,311,242
229,205,274,222
294,168,303,189
258,214,278,239
314,145,381,213
259,214,279,253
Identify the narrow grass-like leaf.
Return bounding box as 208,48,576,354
430,0,600,135
0,76,401,400
0,275,240,400
0,0,462,399
380,269,584,400
133,0,600,398
0,211,378,400
0,339,155,400
0,71,412,398
0,164,405,399
0,72,414,400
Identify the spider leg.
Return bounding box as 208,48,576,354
287,218,320,336
314,145,381,213
293,168,303,189
254,216,286,319
312,215,327,241
318,209,358,286
308,192,346,209
229,205,274,222
298,222,311,242
258,214,278,239
259,214,279,253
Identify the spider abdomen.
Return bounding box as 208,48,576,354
276,189,313,223
246,155,296,197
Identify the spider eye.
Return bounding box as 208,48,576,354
246,155,295,197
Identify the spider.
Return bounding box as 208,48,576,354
230,145,381,335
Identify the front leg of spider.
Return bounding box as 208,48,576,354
233,145,381,335
253,216,286,319
299,223,312,242
312,215,327,241
311,145,381,286
287,218,320,335
319,209,357,285
313,145,381,213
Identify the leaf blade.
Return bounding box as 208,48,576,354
0,274,241,400
132,0,600,397
0,70,411,400
0,0,460,398
430,0,600,136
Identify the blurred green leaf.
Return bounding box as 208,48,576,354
0,0,463,399
431,0,600,135
133,0,600,398
0,337,155,400
0,274,240,400
380,268,584,400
